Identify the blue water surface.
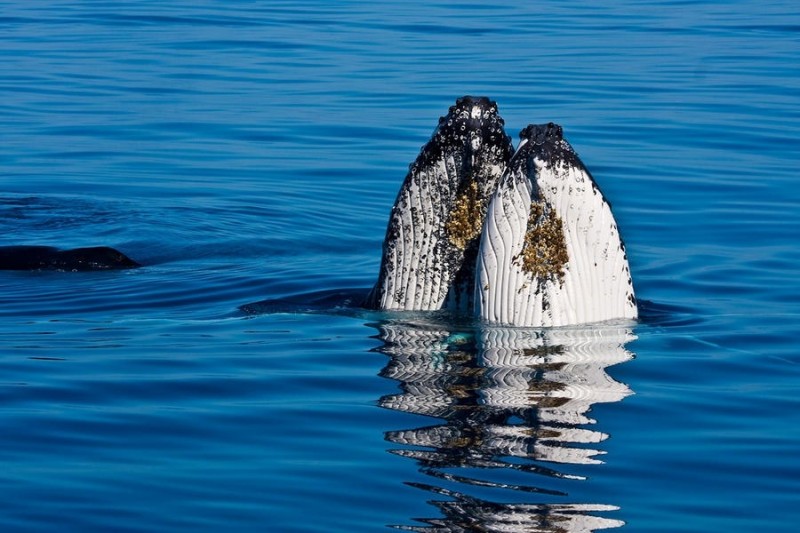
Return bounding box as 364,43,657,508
1,1,799,531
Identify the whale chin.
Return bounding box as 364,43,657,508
368,99,637,327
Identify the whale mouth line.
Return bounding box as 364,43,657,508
368,97,638,328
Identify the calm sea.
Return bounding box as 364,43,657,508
1,1,798,531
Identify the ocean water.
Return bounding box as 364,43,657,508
1,1,799,531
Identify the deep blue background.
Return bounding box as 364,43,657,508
1,1,798,531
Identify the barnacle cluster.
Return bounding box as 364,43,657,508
516,199,569,282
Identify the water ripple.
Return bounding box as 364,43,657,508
1,0,799,530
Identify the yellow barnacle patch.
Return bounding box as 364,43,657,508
446,180,484,250
516,200,569,281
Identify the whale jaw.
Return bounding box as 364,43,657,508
476,123,637,327
365,96,513,312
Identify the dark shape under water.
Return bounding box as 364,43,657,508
0,246,140,271
239,288,370,315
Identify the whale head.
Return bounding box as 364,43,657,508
476,123,637,327
366,96,514,312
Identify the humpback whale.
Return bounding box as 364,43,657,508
0,246,140,271
364,96,514,311
368,98,637,327
476,123,637,326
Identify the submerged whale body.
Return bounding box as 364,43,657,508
0,246,140,271
367,97,637,327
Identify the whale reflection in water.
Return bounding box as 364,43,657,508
373,318,635,532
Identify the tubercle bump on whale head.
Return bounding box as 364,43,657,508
521,122,563,145
415,96,512,170
438,95,503,130
453,95,497,115
517,122,580,170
